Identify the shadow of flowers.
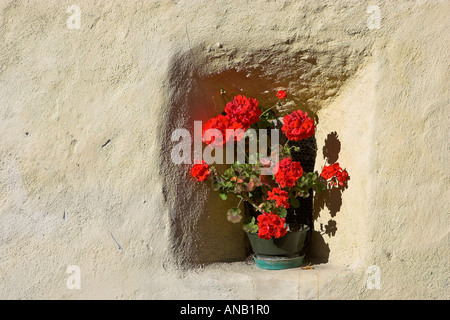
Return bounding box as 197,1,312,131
310,132,349,263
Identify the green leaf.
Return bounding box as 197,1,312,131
278,208,287,218
219,193,227,200
227,207,242,224
243,217,259,233
260,201,276,213
224,167,234,176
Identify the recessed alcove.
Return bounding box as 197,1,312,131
160,43,361,267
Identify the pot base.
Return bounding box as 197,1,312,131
253,254,305,270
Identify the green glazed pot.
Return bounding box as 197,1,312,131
246,225,309,257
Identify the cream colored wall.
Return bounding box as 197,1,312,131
0,0,448,299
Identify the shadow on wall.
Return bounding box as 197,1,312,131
309,131,349,264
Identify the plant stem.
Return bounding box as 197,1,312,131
239,194,262,213
215,170,226,182
220,89,228,106
260,104,278,117
284,139,290,148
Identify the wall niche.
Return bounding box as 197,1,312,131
160,43,358,267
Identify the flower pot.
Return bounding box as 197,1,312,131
246,225,309,270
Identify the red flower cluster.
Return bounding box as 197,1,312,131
281,110,315,141
191,160,211,182
321,163,349,186
267,187,290,209
202,95,261,147
275,158,303,188
276,90,287,100
257,212,287,240
224,95,262,129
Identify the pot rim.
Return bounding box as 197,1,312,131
246,224,310,236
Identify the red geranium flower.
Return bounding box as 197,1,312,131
274,158,303,188
224,95,262,130
257,212,287,240
267,187,290,209
191,160,211,182
202,95,261,147
202,114,229,147
276,90,287,100
281,110,315,141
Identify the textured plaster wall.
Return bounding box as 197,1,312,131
0,0,448,299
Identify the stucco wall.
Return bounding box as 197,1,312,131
0,0,448,299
